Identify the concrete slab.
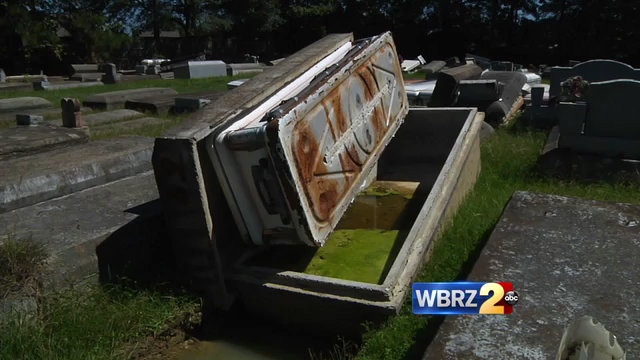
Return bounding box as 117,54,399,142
125,90,224,115
83,88,178,110
48,109,144,127
0,171,161,290
0,97,52,113
423,191,640,359
91,117,167,134
35,81,104,91
0,83,32,92
0,136,153,213
0,125,88,161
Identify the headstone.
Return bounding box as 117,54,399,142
174,61,226,79
33,80,49,90
491,61,515,71
0,69,5,83
401,59,422,72
428,64,483,107
99,63,120,84
16,114,44,126
135,64,147,75
531,86,545,108
61,98,84,128
445,56,460,67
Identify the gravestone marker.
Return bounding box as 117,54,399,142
0,69,5,83
135,64,147,75
61,98,84,128
99,63,120,84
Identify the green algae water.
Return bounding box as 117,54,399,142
247,181,420,284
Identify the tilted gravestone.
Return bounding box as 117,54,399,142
61,98,84,128
550,59,640,98
479,71,527,126
428,64,483,107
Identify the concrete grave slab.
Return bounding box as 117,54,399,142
0,171,161,290
0,125,87,161
0,97,52,113
0,136,153,213
174,61,226,79
6,75,47,83
226,63,265,76
83,87,178,110
0,83,32,92
126,90,224,115
48,109,144,127
550,59,640,98
423,191,640,359
0,68,5,82
33,80,104,91
227,79,248,89
91,116,168,134
70,64,99,73
69,73,103,82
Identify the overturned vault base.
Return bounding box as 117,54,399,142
228,108,484,333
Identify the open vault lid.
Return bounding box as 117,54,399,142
208,32,408,246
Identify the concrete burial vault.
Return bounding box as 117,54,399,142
152,32,483,330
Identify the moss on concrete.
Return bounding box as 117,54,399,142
303,229,401,284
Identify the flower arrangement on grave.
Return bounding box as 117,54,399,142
559,75,589,102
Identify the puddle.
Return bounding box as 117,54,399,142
246,181,422,284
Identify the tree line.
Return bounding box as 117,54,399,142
1,0,639,74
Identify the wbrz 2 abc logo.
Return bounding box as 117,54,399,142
412,282,519,315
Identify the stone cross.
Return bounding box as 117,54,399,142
61,98,84,128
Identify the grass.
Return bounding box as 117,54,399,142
0,283,199,360
0,235,47,298
354,128,640,360
0,74,254,105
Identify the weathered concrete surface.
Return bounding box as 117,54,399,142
0,83,32,92
0,125,88,160
0,136,153,213
152,33,354,309
83,88,178,110
124,91,223,115
35,80,104,91
0,97,52,113
0,171,161,290
48,109,144,127
423,191,640,360
91,116,167,134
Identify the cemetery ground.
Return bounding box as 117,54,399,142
0,78,638,359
